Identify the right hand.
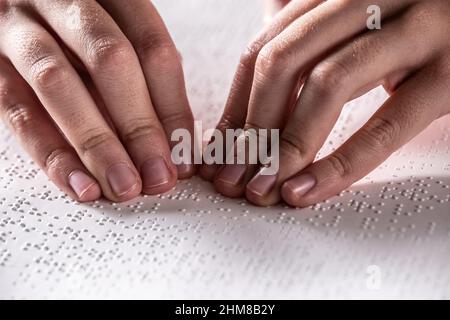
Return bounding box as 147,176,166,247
0,0,195,202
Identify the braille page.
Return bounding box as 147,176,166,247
1,0,449,299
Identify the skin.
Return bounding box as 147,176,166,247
2,0,449,207
202,0,450,207
0,0,195,203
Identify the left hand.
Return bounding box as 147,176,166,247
0,0,195,203
201,0,450,207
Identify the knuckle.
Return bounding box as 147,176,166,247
239,40,264,71
349,35,381,66
87,34,136,71
217,113,243,131
160,110,194,128
1,103,32,134
327,152,354,178
136,34,179,66
121,119,162,145
361,117,400,151
308,60,350,97
43,147,73,174
29,56,68,91
255,42,289,79
78,130,116,156
243,120,266,132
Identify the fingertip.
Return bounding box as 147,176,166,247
68,170,101,202
106,162,142,202
142,181,176,196
245,171,280,206
281,173,317,207
77,183,102,202
214,174,244,198
141,157,177,195
214,164,247,198
214,181,244,198
245,175,281,207
112,181,143,203
280,181,301,207
176,163,196,180
199,164,219,182
245,187,272,207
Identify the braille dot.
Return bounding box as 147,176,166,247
0,9,449,299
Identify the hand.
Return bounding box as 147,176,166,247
201,0,450,207
0,0,195,202
264,0,291,22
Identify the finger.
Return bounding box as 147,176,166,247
199,0,324,181
0,13,142,202
0,57,101,202
246,4,446,205
244,0,412,135
264,0,291,22
213,0,412,195
28,0,177,194
214,142,260,198
97,0,196,178
282,60,450,207
80,73,118,135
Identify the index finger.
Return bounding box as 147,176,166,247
98,0,196,179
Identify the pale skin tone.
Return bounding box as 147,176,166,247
1,1,449,207
0,0,195,203
201,0,450,207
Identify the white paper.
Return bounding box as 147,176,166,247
0,0,449,299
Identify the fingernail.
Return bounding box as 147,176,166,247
68,170,97,198
216,164,247,186
106,163,138,196
199,164,219,181
176,163,194,178
247,170,277,197
141,157,172,189
284,173,316,197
